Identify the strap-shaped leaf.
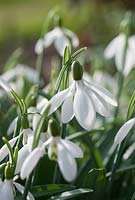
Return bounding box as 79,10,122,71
30,184,75,197
48,188,93,200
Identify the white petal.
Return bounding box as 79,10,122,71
14,183,35,200
104,35,122,59
14,182,35,200
87,80,117,107
44,28,57,47
124,36,135,76
0,77,11,92
1,68,17,82
48,88,69,115
73,82,96,130
21,148,44,179
0,137,18,162
58,143,77,182
2,180,14,200
35,38,44,55
63,28,79,47
7,117,18,136
61,94,74,123
15,145,30,174
115,34,126,71
89,90,111,117
37,98,48,111
62,139,83,158
114,118,135,145
54,34,70,56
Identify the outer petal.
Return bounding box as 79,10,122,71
89,90,111,117
48,88,69,115
124,36,135,76
58,143,77,182
35,38,44,55
73,82,96,131
44,29,57,47
114,118,135,145
63,28,79,47
104,35,122,59
21,148,44,179
14,182,35,200
0,137,18,162
115,34,126,71
54,34,70,56
86,80,117,107
15,145,30,174
0,77,11,92
61,94,74,123
1,180,14,200
61,139,83,158
7,117,18,136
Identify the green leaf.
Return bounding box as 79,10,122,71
80,168,106,199
31,184,75,197
126,91,135,120
11,89,26,115
71,47,87,59
48,188,93,200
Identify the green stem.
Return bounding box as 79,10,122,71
36,51,44,83
23,173,33,200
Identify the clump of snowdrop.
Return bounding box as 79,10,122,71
21,119,83,182
48,61,117,130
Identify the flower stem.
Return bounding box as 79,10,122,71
36,51,44,83
23,173,33,200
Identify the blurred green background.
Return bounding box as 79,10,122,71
0,0,134,65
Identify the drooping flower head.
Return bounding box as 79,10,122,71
35,26,79,56
20,119,83,182
48,61,117,130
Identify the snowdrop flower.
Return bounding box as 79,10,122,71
21,119,83,182
15,128,48,174
104,33,135,76
0,178,34,200
35,27,79,56
48,61,117,131
114,117,135,146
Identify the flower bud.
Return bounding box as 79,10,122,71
72,61,83,81
54,15,62,27
120,11,132,36
49,118,60,137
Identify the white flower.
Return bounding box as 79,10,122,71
15,128,48,174
0,178,34,200
48,79,117,131
21,136,83,182
104,33,135,76
35,27,79,56
114,117,135,146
